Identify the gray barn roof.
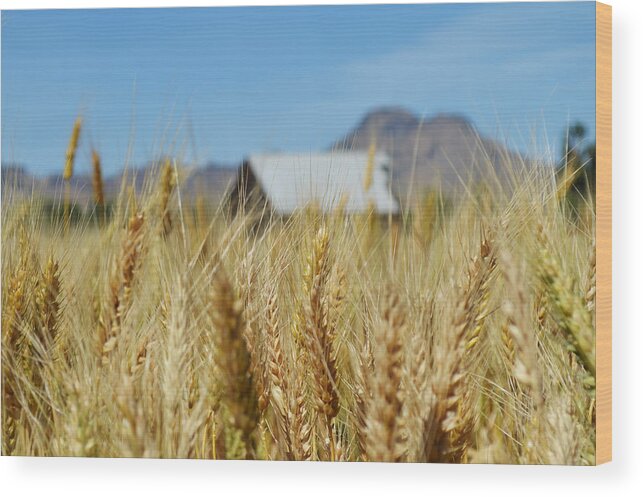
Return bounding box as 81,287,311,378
246,152,399,215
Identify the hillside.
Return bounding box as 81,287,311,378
1,161,237,206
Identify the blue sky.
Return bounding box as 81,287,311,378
1,2,595,176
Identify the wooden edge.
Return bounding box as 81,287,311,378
595,1,612,465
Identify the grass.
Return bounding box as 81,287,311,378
1,143,596,464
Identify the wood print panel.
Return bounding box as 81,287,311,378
1,2,607,464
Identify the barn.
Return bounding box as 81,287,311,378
229,152,400,216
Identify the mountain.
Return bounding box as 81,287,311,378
331,107,525,196
3,107,525,205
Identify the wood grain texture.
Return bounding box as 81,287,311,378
596,1,612,465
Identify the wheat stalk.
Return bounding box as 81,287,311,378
159,159,176,236
364,287,406,462
211,267,259,459
35,255,62,351
264,285,313,460
301,225,340,460
266,290,313,461
422,236,496,462
92,150,105,227
63,117,82,230
99,212,145,365
537,225,595,379
500,249,543,408
2,252,30,455
63,117,82,180
363,138,376,192
91,149,105,207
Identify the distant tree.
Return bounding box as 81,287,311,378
559,122,596,199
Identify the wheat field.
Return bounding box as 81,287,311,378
1,145,596,464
